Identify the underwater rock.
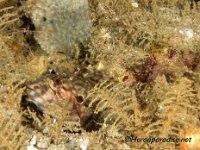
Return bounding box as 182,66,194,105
26,0,91,53
21,74,91,126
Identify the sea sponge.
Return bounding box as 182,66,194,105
27,0,91,53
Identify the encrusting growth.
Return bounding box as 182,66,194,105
27,0,91,53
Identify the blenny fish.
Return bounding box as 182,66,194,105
21,74,92,126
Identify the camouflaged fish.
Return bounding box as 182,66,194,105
21,74,92,126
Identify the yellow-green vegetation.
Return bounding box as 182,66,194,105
0,0,200,149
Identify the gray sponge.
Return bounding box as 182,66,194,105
27,0,91,53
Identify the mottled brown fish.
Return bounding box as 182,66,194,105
21,74,91,126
